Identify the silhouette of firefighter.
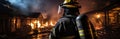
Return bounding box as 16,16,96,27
49,0,81,39
49,0,97,39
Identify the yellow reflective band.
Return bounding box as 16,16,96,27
79,30,85,37
63,5,76,8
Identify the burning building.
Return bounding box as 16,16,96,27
0,1,56,35
9,12,57,34
85,0,120,39
0,0,14,34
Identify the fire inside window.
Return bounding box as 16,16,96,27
89,12,104,30
11,16,56,32
108,7,120,26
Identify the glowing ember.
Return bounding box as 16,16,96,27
96,14,101,18
95,26,103,30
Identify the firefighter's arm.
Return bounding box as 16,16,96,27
49,21,62,39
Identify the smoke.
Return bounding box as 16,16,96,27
7,0,112,20
8,0,46,14
7,0,60,15
7,0,113,14
78,0,110,14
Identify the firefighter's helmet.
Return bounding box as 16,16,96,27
61,0,81,8
58,0,81,14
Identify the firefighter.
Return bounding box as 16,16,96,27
49,0,81,39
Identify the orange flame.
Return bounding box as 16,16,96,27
29,23,34,29
95,26,103,30
50,21,55,26
37,21,41,28
44,22,48,26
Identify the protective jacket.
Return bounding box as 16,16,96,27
49,15,80,39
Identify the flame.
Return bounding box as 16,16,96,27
96,14,101,18
97,15,100,18
12,17,57,30
29,23,34,29
50,21,54,26
37,21,41,28
34,20,37,23
95,26,103,30
29,20,41,29
40,26,45,28
13,18,16,24
44,22,48,26
41,20,56,27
